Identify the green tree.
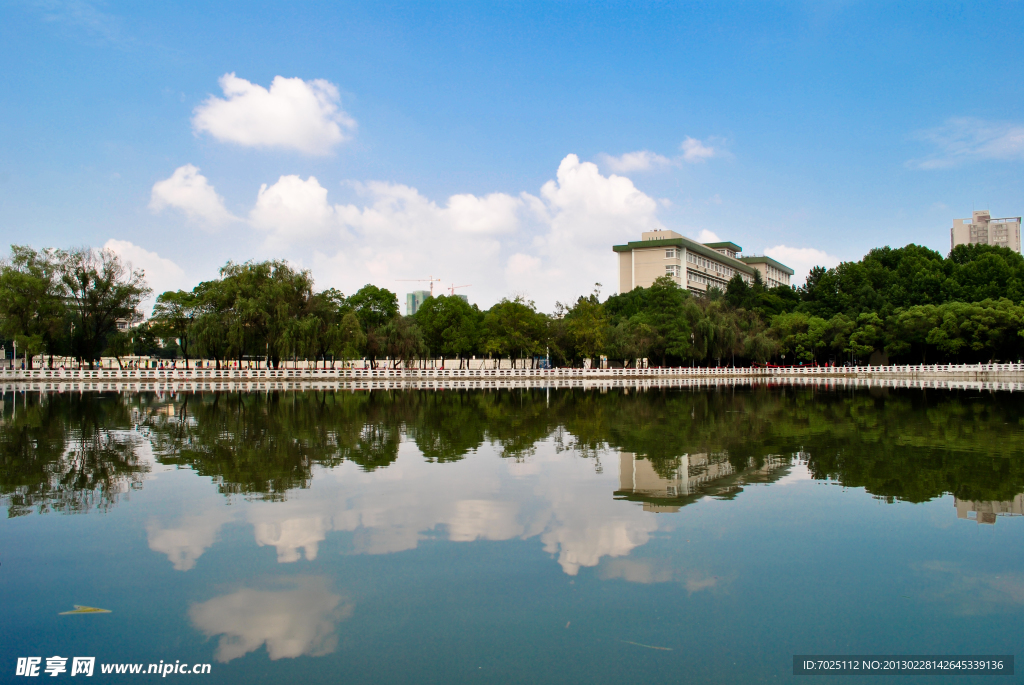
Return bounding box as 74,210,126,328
637,276,692,365
349,284,400,368
563,285,608,367
415,295,481,368
350,284,400,331
482,297,547,368
58,247,151,364
150,289,200,368
0,246,66,367
848,312,885,361
382,316,427,368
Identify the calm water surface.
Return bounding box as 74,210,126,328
2,387,1023,683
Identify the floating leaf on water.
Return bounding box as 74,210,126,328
59,605,111,615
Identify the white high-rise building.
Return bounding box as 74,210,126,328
950,211,1022,253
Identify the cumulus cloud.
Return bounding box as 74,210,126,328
149,164,237,226
909,118,1024,169
103,239,187,299
505,253,541,280
680,136,720,162
238,154,665,308
249,176,515,299
446,193,523,234
696,229,721,243
596,150,675,173
250,176,523,242
190,577,352,662
193,73,356,155
250,175,340,241
764,245,841,285
522,154,664,300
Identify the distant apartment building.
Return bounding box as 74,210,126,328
406,290,431,316
405,290,469,316
950,211,1022,253
612,230,794,295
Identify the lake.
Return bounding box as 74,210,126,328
2,386,1022,683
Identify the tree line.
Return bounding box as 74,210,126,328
3,241,1024,368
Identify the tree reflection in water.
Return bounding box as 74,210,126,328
3,387,1024,513
0,393,149,516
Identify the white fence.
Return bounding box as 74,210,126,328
2,363,1024,395
2,362,1024,382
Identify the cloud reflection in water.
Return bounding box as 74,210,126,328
237,443,658,575
189,577,352,662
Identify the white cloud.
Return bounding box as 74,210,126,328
596,136,726,173
505,253,541,279
764,245,841,285
680,136,719,163
239,154,664,308
696,229,721,243
321,180,513,300
909,117,1024,169
149,164,237,226
596,150,675,173
446,193,523,234
522,154,664,300
190,577,352,662
103,239,187,299
250,175,340,241
193,73,356,155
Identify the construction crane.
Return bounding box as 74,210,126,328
448,284,471,296
396,276,442,297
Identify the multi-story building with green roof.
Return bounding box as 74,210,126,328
612,230,794,295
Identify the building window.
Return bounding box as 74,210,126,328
666,265,680,277
665,249,677,258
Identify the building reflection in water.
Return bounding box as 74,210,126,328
615,451,789,512
954,494,1024,525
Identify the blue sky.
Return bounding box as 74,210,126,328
2,1,1022,311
